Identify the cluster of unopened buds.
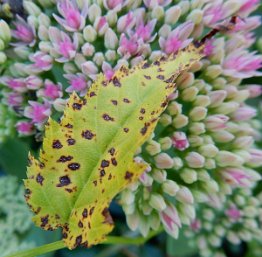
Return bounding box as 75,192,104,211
0,0,261,256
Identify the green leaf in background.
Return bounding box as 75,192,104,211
0,138,30,180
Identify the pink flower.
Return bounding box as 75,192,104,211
222,168,251,187
103,0,125,10
159,21,194,54
203,39,214,56
3,92,23,107
37,80,63,100
54,0,88,32
172,132,189,151
135,20,157,42
64,73,88,96
223,49,262,78
247,85,262,98
94,16,108,35
160,204,181,238
24,101,51,126
16,121,35,136
248,149,262,167
6,77,27,93
232,106,256,121
117,12,136,33
12,16,35,45
239,0,260,17
25,76,43,90
29,52,53,72
203,1,225,26
118,34,139,57
49,27,78,62
102,62,115,81
205,114,229,131
225,206,241,221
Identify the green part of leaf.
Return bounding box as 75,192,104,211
24,44,203,249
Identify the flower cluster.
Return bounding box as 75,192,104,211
0,176,34,256
0,0,261,255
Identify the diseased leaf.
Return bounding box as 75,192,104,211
24,44,204,249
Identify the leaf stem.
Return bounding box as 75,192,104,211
6,229,163,257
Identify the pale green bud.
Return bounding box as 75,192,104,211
24,1,42,16
159,137,172,151
173,157,183,170
187,9,203,24
212,130,235,143
53,98,67,112
83,25,97,42
0,52,7,64
160,113,172,126
159,24,171,38
197,170,211,181
104,28,118,49
0,20,11,44
215,102,239,115
204,159,216,169
105,50,117,61
205,65,222,79
149,212,161,231
151,6,164,20
142,203,153,215
162,180,179,196
93,52,105,66
89,4,102,23
178,0,190,15
165,5,181,25
188,135,204,147
189,122,205,135
38,25,49,41
106,10,117,26
176,186,194,204
199,144,218,158
149,193,167,211
126,213,139,231
194,95,210,107
176,72,194,89
146,140,161,156
154,153,174,169
81,43,95,57
121,190,135,205
216,151,244,167
152,169,167,183
180,168,197,184
172,114,189,128
167,101,182,116
208,235,221,247
227,231,240,245
208,90,227,108
186,152,205,168
189,106,207,121
181,86,199,102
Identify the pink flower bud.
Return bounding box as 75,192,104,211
248,149,262,167
16,121,35,136
38,80,63,100
247,85,262,98
185,152,205,168
160,204,181,238
222,168,250,187
154,153,174,169
225,206,241,221
172,131,189,151
232,106,256,121
29,51,53,71
205,114,229,131
25,75,42,90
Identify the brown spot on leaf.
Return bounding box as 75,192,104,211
123,128,129,133
89,207,95,215
68,163,80,171
57,176,71,187
154,60,160,66
82,130,95,140
72,103,82,110
57,155,73,163
78,221,83,228
125,171,134,181
108,148,115,156
140,108,145,114
111,158,117,166
100,170,106,177
123,98,130,103
40,215,49,228
82,208,88,218
93,180,97,186
65,123,73,128
108,173,112,180
111,100,118,105
144,75,151,80
36,173,44,185
139,116,143,120
62,232,68,239
52,140,63,149
140,123,150,135
75,235,82,247
90,92,96,97
101,160,110,168
67,138,76,145
103,114,114,121
142,62,150,69
157,75,165,80
112,77,121,87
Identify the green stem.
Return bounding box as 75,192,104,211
6,229,163,257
